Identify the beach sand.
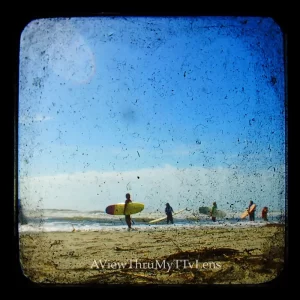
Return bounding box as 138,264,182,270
18,224,286,286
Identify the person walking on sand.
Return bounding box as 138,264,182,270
124,193,133,231
248,200,256,221
262,206,268,221
165,203,174,224
210,202,217,222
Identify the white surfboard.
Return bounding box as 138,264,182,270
149,208,186,224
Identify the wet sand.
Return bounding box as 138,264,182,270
18,224,286,286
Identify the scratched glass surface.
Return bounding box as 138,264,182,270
18,16,285,214
17,15,287,286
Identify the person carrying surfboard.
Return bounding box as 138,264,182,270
248,200,256,221
210,202,217,222
124,193,133,231
165,203,174,224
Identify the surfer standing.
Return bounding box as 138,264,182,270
211,202,217,222
165,203,174,224
248,200,256,221
262,206,268,221
124,193,133,231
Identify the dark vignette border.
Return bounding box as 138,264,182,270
10,9,289,290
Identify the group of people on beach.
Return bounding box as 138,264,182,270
123,193,269,230
210,200,268,222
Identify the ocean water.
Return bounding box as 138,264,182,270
18,209,285,233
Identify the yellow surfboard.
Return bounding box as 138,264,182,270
240,204,256,219
149,208,186,224
105,202,144,215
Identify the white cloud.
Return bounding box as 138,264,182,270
33,114,53,122
19,114,53,125
19,164,286,214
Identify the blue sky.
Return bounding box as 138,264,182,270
18,16,286,214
